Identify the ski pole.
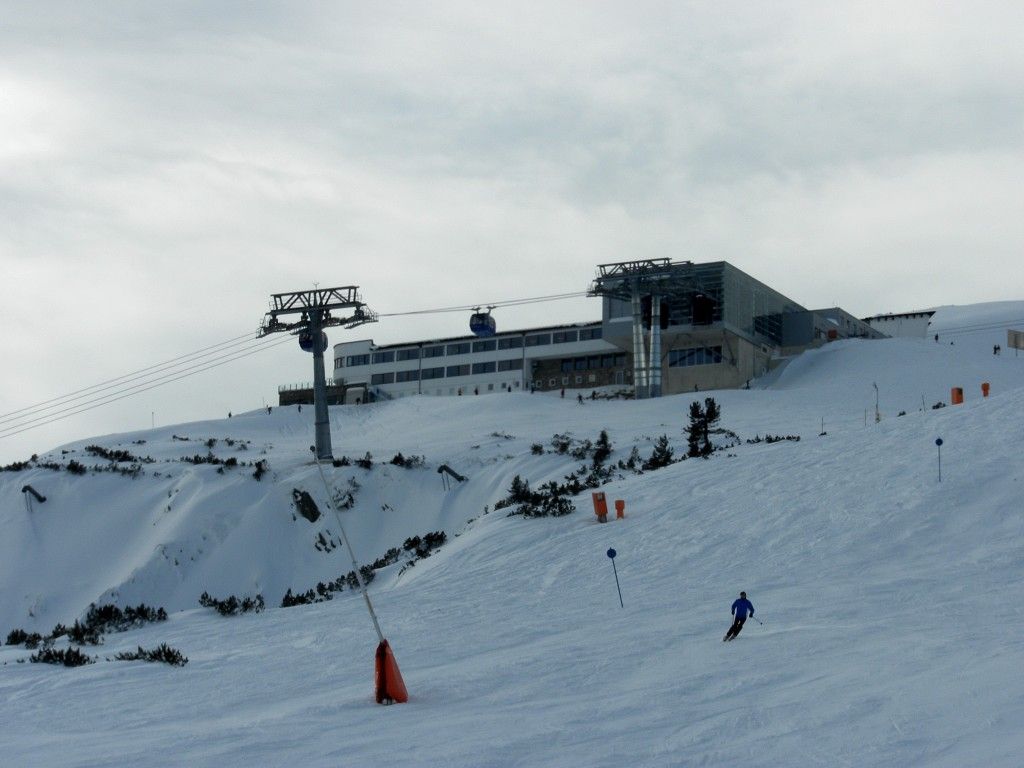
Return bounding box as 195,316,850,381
750,615,763,626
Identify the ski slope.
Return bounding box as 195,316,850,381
1,304,1023,766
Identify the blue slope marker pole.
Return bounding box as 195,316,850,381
935,437,943,482
607,548,623,608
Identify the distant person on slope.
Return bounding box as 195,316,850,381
723,591,755,642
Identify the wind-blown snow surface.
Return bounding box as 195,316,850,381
2,313,1023,766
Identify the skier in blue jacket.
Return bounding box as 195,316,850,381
723,591,754,642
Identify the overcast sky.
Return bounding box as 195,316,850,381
2,1,1023,463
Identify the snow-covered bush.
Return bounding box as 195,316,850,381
199,592,265,616
114,644,188,666
30,647,94,667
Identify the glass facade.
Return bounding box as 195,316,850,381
668,346,723,367
605,262,803,346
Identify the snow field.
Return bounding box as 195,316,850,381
1,315,1023,765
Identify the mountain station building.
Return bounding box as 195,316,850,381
279,260,882,405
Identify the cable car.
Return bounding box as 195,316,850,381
469,307,497,337
298,330,328,353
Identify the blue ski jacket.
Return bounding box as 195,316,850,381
731,598,754,619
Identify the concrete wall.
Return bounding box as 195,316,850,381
865,313,934,338
659,332,770,394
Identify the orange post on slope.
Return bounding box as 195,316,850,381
592,492,608,523
982,382,990,397
375,639,408,704
951,387,964,405
615,499,625,519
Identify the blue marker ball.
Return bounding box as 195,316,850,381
607,548,616,559
935,438,943,446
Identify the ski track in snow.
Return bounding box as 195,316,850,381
2,305,1024,766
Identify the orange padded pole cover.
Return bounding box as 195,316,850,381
981,382,990,397
614,499,625,519
375,639,408,704
951,387,963,405
592,492,608,520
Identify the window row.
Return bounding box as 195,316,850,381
559,353,628,373
369,359,522,384
668,346,723,367
340,327,603,367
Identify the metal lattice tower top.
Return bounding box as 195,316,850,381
588,259,700,299
258,286,378,338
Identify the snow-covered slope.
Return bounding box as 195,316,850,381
1,303,1023,766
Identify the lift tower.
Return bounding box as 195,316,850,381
589,259,711,399
259,286,377,460
589,259,675,399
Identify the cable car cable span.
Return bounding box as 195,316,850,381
0,330,260,424
0,335,293,441
377,291,587,318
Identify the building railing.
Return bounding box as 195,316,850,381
278,379,342,392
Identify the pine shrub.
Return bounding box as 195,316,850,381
30,647,94,667
199,592,265,616
644,435,675,470
115,644,188,666
6,628,28,645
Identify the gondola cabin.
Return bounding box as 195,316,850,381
469,312,497,337
298,330,328,353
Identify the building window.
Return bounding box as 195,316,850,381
472,339,496,353
395,369,419,383
498,337,523,349
446,364,471,377
587,356,601,370
560,359,573,373
334,357,344,368
447,342,471,356
421,366,444,380
668,346,723,367
498,358,522,372
615,354,627,367
579,327,603,340
396,348,420,361
574,358,587,371
370,372,394,385
552,330,578,344
525,333,551,347
372,351,395,364
472,361,496,374
346,354,370,367
423,345,445,358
